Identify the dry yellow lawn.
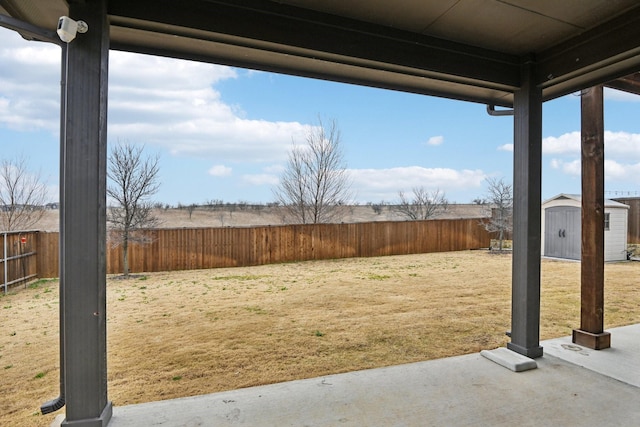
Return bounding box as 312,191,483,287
2,250,639,427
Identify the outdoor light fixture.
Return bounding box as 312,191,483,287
56,16,88,43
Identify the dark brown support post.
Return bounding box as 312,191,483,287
61,0,112,425
573,85,610,350
507,57,544,358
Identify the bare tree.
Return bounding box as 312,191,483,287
107,142,160,277
0,157,48,231
273,118,352,224
186,203,197,219
472,197,487,205
370,201,387,215
394,187,448,220
481,177,513,251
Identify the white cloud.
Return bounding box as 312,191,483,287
545,130,640,182
241,164,283,186
108,51,312,163
0,32,60,132
208,165,232,176
0,32,313,165
542,130,640,158
550,157,640,181
426,135,444,146
500,131,640,162
542,131,581,154
242,173,280,186
605,131,640,159
109,53,237,90
349,166,486,201
604,159,640,181
241,165,488,203
549,158,580,176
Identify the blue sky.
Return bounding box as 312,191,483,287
1,27,639,206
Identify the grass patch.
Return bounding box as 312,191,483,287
28,279,56,289
212,274,268,281
367,274,391,280
244,306,268,315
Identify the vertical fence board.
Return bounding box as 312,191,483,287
36,232,59,278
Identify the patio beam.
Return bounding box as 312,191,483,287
537,8,640,101
605,73,640,96
107,0,520,92
573,85,610,350
60,0,112,425
508,57,543,359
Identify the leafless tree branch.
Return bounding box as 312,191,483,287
0,157,48,231
480,177,513,251
394,187,448,220
274,118,352,224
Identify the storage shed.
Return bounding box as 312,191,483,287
541,194,629,261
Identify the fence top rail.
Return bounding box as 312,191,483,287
128,217,491,233
1,230,40,235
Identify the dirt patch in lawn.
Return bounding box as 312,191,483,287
2,251,639,426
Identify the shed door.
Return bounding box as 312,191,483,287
544,206,581,260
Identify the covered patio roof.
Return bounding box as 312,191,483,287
2,0,640,105
2,1,640,426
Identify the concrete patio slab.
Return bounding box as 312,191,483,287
52,324,640,426
543,323,640,388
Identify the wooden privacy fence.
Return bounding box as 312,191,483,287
35,218,491,278
1,231,39,293
613,198,640,243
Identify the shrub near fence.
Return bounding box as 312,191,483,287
35,218,491,278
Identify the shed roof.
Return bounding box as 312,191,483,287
543,193,630,209
1,0,640,106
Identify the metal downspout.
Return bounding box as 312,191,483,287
486,104,514,116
